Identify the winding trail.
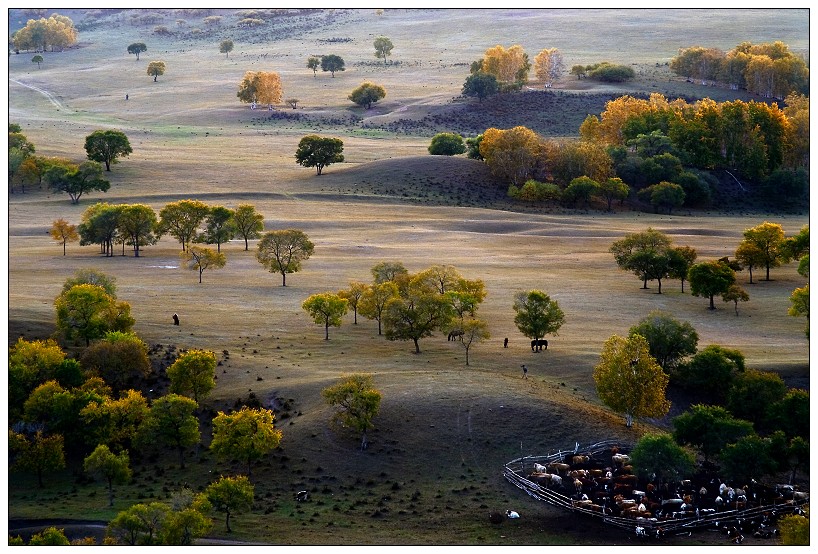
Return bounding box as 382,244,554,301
9,77,67,111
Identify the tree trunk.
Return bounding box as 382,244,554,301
657,278,662,294
244,237,249,251
108,478,115,507
63,241,66,256
625,413,633,428
281,272,287,286
324,321,329,340
708,294,716,310
413,338,420,354
765,263,771,281
226,511,232,533
199,268,203,283
748,267,754,284
641,277,648,289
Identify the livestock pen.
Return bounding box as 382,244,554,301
503,440,808,539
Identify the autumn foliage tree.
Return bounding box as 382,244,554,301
348,82,386,109
12,14,77,52
533,47,564,88
50,218,79,255
204,476,254,533
322,373,382,450
479,126,542,186
210,407,282,478
480,44,530,86
147,60,166,82
302,293,348,340
256,229,314,286
167,349,217,403
55,284,135,346
593,334,670,427
180,246,226,283
230,204,264,251
237,71,282,108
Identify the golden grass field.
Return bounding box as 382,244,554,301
5,8,810,546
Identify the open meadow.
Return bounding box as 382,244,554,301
5,8,810,546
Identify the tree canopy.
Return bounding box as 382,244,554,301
349,82,386,109
127,42,147,60
512,290,565,341
147,60,166,82
628,311,698,372
237,71,282,107
462,72,499,103
322,373,382,450
320,54,345,77
230,204,264,251
256,229,314,286
55,284,134,346
428,133,466,156
373,36,394,64
167,349,217,402
210,407,282,478
688,259,737,309
12,14,77,52
219,39,233,58
204,475,254,533
295,135,344,175
302,293,348,340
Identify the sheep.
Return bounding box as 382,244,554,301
506,510,520,519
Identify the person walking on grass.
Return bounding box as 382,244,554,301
521,364,528,379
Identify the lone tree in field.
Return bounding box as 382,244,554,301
373,36,394,64
533,47,564,88
349,82,386,109
295,135,344,175
167,349,217,403
459,318,491,366
210,407,282,479
302,293,348,340
147,60,166,82
320,54,345,77
84,130,132,171
204,476,254,534
256,229,314,286
593,334,670,428
50,218,78,255
722,284,750,316
32,54,44,68
127,42,147,60
83,444,132,507
428,132,466,156
219,39,233,58
44,160,111,205
237,70,282,109
323,373,382,450
181,245,226,284
688,259,736,310
230,204,264,251
788,285,809,337
512,290,565,345
307,56,320,76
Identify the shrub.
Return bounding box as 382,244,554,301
428,133,466,156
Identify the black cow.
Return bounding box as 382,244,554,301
530,339,548,352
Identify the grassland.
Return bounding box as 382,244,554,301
5,8,810,546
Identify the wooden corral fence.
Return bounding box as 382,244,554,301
503,440,808,539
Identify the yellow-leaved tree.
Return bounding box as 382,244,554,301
237,71,282,109
533,48,564,88
593,334,670,427
481,44,529,84
479,126,542,186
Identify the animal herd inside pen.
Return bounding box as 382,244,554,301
503,441,808,539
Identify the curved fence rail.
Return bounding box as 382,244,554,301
503,441,808,539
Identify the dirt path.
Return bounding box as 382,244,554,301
8,77,67,111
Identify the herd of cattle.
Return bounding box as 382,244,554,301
524,446,808,538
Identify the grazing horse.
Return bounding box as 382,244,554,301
530,339,548,352
448,329,464,341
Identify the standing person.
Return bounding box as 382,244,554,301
504,337,509,348
172,313,179,326
125,94,129,100
521,364,528,379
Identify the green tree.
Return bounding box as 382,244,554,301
595,177,630,211
127,42,147,60
77,202,122,256
726,369,787,429
80,389,150,452
306,56,320,76
734,240,764,284
782,224,809,261
32,54,44,68
788,284,809,337
107,502,170,545
563,176,599,208
371,261,408,283
322,373,382,450
719,434,777,484
337,281,369,324
320,54,345,77
768,388,809,440
738,221,787,281
359,280,400,335
673,345,745,404
8,337,74,419
512,290,565,344
167,349,217,403
49,218,79,255
295,135,344,175
197,206,235,253
118,204,159,257
648,181,685,214
44,160,111,204
158,199,211,252
688,259,736,309
84,444,132,507
459,318,490,366
373,35,394,64
782,435,810,484
256,229,314,286
348,82,386,109
161,506,212,546
667,245,697,293
230,204,264,251
62,267,117,297
428,132,466,156
138,394,200,469
210,407,282,478
629,432,695,485
147,60,166,82
204,475,254,533
721,284,749,315
628,311,698,372
593,334,670,427
181,245,226,284
28,527,71,546
462,72,499,102
84,130,132,172
8,147,30,193
609,227,673,289
218,39,233,58
80,331,151,392
383,277,454,353
302,293,349,340
672,404,753,461
8,430,66,488
55,284,135,346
